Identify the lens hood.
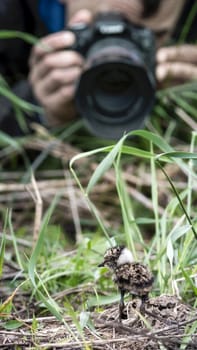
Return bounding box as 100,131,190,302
75,42,155,139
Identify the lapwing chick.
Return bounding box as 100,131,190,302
99,246,154,319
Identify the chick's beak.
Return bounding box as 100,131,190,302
98,261,105,267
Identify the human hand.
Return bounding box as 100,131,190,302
156,44,197,86
29,10,92,126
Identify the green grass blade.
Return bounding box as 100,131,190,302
0,232,6,278
157,161,197,239
28,195,59,284
86,136,126,194
0,131,22,150
170,93,197,118
178,1,197,43
157,81,197,98
167,224,191,275
0,83,43,114
8,211,23,270
0,30,38,44
156,151,197,160
114,151,144,257
34,271,63,320
27,195,74,325
120,145,153,159
129,130,173,152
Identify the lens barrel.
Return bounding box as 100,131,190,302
75,38,155,139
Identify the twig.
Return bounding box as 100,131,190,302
26,174,43,244
0,232,32,247
176,107,197,131
0,330,47,338
32,337,143,349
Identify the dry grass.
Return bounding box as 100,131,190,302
0,133,190,234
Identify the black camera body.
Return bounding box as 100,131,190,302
68,13,156,139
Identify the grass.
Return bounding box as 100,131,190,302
1,107,197,347
1,27,197,350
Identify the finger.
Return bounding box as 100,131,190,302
41,84,76,114
68,9,93,25
29,31,76,66
157,45,197,64
29,50,84,82
32,66,81,98
30,9,93,67
156,62,197,82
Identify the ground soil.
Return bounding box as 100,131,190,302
0,293,197,349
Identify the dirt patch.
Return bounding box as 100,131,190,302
0,295,197,349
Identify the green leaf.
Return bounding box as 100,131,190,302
129,130,173,153
2,320,23,330
121,145,153,159
157,151,197,160
86,136,126,194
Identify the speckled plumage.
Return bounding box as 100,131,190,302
99,246,154,319
100,246,125,270
114,262,154,298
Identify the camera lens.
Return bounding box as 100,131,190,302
93,68,138,116
75,37,155,139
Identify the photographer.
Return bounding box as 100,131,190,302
0,0,197,136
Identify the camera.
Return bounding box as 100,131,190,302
68,12,156,139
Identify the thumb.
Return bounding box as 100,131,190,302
68,9,93,25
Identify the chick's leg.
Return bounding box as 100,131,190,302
119,289,125,321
